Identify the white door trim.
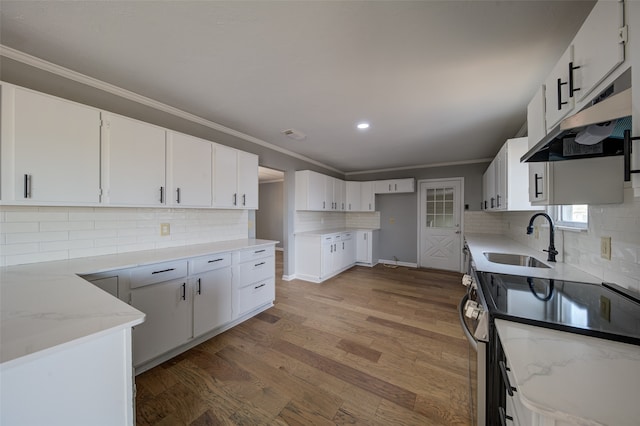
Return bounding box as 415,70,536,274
416,177,465,272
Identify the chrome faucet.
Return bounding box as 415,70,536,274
526,213,558,262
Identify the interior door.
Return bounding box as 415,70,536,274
418,179,463,272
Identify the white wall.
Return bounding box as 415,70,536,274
0,206,248,267
465,186,640,293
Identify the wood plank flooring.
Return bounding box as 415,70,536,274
135,252,472,425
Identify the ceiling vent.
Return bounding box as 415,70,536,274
281,128,306,141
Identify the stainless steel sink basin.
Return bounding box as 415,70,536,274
483,252,550,268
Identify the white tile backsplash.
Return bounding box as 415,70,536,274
0,206,249,267
499,187,640,293
346,212,381,229
464,211,507,234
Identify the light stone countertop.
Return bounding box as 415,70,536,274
0,239,277,368
294,227,379,236
465,233,601,283
495,319,640,426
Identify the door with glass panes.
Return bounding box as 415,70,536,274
418,179,463,272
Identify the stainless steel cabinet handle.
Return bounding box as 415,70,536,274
496,194,501,208
160,186,164,203
242,194,246,206
176,188,181,204
233,193,237,206
151,268,175,275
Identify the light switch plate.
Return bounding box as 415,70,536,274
160,223,170,236
600,236,611,260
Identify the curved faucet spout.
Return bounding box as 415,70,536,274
527,213,558,262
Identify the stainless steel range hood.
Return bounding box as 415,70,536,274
521,70,632,163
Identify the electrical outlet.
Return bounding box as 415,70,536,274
160,223,170,236
389,217,396,224
601,236,611,260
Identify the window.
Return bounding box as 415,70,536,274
549,204,588,229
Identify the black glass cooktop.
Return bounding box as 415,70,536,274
477,272,640,346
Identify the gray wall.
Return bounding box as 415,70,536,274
256,182,284,248
349,162,490,263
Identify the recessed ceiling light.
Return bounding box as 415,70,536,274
357,122,370,130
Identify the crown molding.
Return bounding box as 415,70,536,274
344,158,493,176
0,44,343,174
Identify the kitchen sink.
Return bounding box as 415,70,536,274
483,252,550,268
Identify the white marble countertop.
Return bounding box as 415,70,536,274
0,239,277,368
495,319,640,425
465,233,600,283
294,227,379,236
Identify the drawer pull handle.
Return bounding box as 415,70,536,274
499,361,516,397
207,258,224,263
151,268,176,275
181,283,186,300
254,261,266,267
197,278,202,295
254,283,266,290
254,249,266,254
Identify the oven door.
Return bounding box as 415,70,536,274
459,277,487,426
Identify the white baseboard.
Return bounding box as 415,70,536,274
378,259,418,268
281,274,296,281
275,247,284,252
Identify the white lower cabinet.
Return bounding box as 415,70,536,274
355,230,378,266
192,268,233,338
116,244,274,370
235,247,276,318
296,231,359,283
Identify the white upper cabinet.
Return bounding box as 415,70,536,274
213,144,258,209
571,0,625,103
360,181,375,212
167,132,212,207
237,150,259,209
345,181,362,211
374,178,415,194
527,86,546,149
1,85,101,205
103,113,166,206
545,45,575,131
333,178,346,211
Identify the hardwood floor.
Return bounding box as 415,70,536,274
135,252,472,425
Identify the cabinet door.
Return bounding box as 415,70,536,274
213,144,239,208
105,113,166,206
527,85,547,149
545,45,574,131
495,145,507,211
374,180,392,194
356,231,371,263
334,179,346,211
324,176,335,210
484,160,497,210
130,279,191,366
360,181,375,211
192,268,232,337
572,0,625,103
321,237,335,277
237,151,259,209
168,132,212,207
528,163,550,204
5,86,101,204
393,179,415,193
341,234,356,269
345,181,361,211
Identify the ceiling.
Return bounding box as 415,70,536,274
0,1,596,174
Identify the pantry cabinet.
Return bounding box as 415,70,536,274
0,85,101,204
167,132,212,207
103,113,167,206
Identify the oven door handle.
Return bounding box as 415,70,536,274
459,293,478,352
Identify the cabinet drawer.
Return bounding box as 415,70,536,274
238,255,275,287
189,252,232,275
239,246,274,262
130,260,188,289
237,278,275,317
